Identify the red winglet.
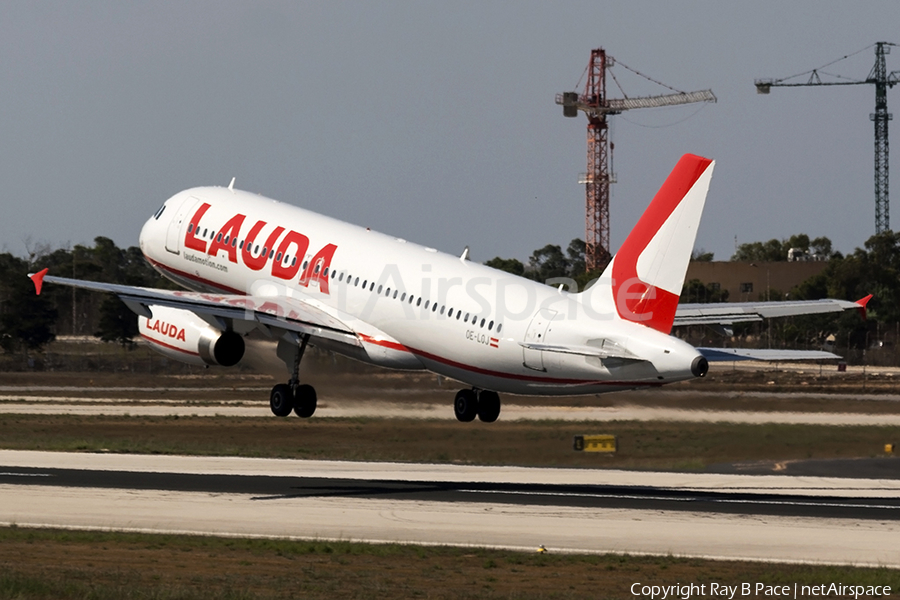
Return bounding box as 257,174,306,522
855,294,873,320
29,268,49,295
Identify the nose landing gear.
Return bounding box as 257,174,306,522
453,388,501,423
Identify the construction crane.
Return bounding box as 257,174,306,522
556,48,716,271
756,42,900,234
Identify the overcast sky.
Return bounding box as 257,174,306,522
2,1,899,264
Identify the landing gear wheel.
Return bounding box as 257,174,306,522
270,383,294,417
477,390,501,423
293,384,318,418
454,389,478,422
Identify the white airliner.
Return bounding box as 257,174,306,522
30,154,867,422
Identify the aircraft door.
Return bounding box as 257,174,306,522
522,308,556,371
165,197,199,254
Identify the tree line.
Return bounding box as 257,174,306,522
0,232,895,358
0,237,175,354
485,232,896,356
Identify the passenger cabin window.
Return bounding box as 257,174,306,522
187,223,194,233
497,323,502,333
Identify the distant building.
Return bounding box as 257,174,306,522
684,261,829,302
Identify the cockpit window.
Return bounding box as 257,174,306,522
153,204,166,220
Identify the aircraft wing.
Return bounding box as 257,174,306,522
674,295,871,327
28,269,361,348
697,347,841,362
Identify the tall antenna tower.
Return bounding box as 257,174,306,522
557,48,716,271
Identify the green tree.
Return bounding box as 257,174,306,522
528,244,569,282
679,279,729,303
731,238,786,261
566,239,586,277
691,248,714,262
484,238,601,291
95,295,139,348
0,253,57,354
731,234,837,262
484,257,525,277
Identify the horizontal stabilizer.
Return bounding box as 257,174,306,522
675,298,867,327
697,347,841,362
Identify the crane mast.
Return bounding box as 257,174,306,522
872,43,892,232
756,42,900,234
557,49,716,271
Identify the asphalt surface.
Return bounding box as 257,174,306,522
2,464,899,522
3,452,900,565
711,457,900,480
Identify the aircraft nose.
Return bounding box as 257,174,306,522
139,216,153,251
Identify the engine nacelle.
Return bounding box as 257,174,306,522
138,305,245,367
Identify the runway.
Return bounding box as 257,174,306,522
4,395,900,425
2,451,899,566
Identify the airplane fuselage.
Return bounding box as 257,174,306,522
139,186,702,396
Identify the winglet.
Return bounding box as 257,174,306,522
29,268,49,295
855,294,873,320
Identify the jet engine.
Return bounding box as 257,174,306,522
138,304,245,367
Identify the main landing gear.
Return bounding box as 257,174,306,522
270,334,317,418
454,388,501,423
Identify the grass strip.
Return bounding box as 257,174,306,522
0,526,896,600
0,414,897,469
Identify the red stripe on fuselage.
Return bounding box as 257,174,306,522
145,255,661,389
140,333,200,356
